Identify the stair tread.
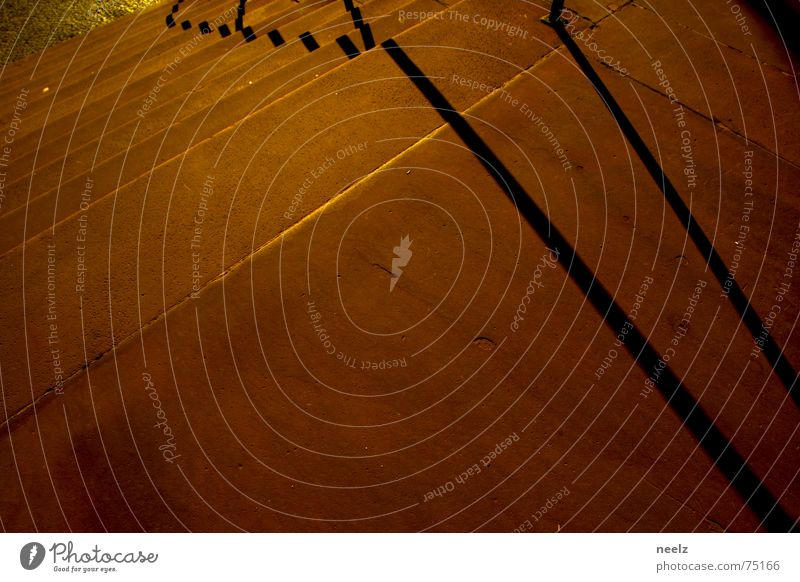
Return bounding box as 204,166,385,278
0,0,550,426
0,0,409,223
0,0,347,196
0,0,330,138
0,0,249,94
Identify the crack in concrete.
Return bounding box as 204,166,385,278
0,121,445,433
635,0,798,75
14,0,787,452
566,1,799,170
372,262,393,276
620,64,800,171
2,0,577,431
641,475,727,531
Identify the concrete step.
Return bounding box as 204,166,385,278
0,0,339,179
1,13,797,531
0,0,422,252
0,0,327,141
585,2,800,166
0,0,555,428
0,0,346,211
0,0,228,101
0,0,293,101
0,0,175,90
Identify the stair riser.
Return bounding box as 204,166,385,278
0,0,321,135
0,0,346,207
0,0,227,94
0,0,546,432
0,18,370,240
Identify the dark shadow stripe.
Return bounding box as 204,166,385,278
553,24,799,410
267,29,285,47
336,35,361,59
299,31,320,52
380,38,797,532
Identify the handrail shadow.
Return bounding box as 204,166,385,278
744,0,800,58
551,22,799,409
380,38,796,531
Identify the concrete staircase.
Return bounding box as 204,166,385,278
1,0,798,532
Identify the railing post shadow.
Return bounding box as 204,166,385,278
543,0,566,26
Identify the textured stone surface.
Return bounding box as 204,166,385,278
0,0,797,532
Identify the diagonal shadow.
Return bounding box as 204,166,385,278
343,0,376,50
234,0,256,42
553,24,799,409
745,0,800,58
379,38,797,531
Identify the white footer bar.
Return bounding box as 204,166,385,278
1,533,795,580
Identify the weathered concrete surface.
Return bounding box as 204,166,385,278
0,1,330,148
0,0,162,64
0,0,798,532
0,0,555,431
0,0,442,248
